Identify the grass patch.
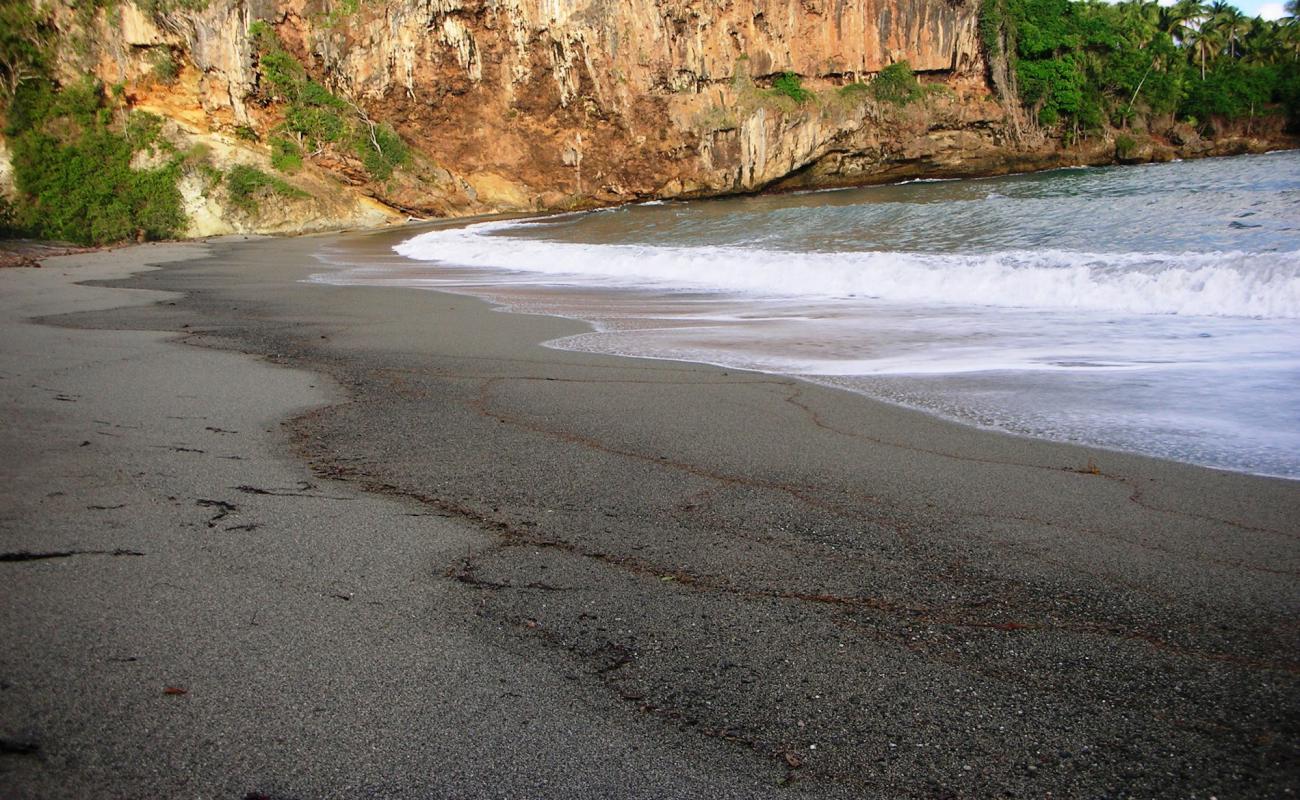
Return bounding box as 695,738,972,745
270,136,302,172
123,110,165,151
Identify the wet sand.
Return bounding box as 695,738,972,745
2,229,1297,798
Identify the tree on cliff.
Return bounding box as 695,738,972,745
0,0,51,104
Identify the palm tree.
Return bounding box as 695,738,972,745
1240,18,1280,63
1127,0,1163,43
1186,20,1225,77
1213,6,1253,57
1278,18,1300,63
1160,0,1207,44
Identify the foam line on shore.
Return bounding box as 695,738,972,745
392,220,1300,319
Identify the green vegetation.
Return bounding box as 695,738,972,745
0,0,52,103
0,1,231,245
124,110,166,151
249,20,408,177
270,136,303,172
834,61,945,108
0,0,190,245
5,78,185,244
355,122,408,179
770,72,814,103
871,61,925,105
982,0,1300,133
838,81,872,98
225,164,305,214
135,0,212,17
320,0,363,27
150,48,181,85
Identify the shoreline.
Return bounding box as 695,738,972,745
2,228,1297,796
330,152,1300,483
5,144,1294,251
0,241,794,798
76,232,1300,792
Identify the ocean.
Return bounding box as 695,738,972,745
314,151,1300,479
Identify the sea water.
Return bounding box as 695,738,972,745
314,152,1300,479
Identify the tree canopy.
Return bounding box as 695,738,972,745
982,0,1300,132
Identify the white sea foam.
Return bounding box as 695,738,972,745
393,220,1300,319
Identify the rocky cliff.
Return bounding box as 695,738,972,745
4,0,1291,236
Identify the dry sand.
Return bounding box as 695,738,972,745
0,240,789,798
1,229,1297,798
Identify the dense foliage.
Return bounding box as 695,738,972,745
0,0,51,103
5,78,185,244
981,0,1300,132
0,0,195,243
0,8,412,244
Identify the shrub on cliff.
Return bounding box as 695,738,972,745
250,19,410,180
226,164,305,215
872,62,924,105
150,48,181,85
355,122,409,179
771,72,813,103
1114,133,1138,159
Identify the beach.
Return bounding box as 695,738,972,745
1,230,1297,797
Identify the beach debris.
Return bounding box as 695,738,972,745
0,549,143,562
233,484,350,500
196,498,237,527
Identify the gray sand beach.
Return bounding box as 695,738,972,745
1,230,1297,798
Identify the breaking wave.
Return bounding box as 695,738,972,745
394,220,1300,319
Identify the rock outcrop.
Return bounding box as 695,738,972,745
1,0,1290,235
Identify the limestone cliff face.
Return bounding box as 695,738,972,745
296,0,984,205
15,0,1007,229
15,0,1271,233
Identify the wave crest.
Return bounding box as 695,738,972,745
393,220,1300,318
